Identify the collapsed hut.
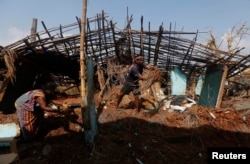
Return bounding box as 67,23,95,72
0,11,250,114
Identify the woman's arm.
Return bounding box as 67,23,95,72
137,73,145,80
36,96,59,112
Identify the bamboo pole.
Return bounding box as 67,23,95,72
80,1,98,146
80,0,92,131
80,0,87,107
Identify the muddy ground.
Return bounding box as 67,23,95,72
1,87,250,164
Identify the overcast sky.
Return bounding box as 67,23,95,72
1,0,250,54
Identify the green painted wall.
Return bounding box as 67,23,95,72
198,65,224,108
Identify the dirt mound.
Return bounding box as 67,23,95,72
0,94,250,163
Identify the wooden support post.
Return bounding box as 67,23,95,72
102,10,109,57
84,56,97,148
216,65,228,108
80,0,89,131
147,21,151,64
140,16,144,56
30,18,37,43
97,14,103,59
154,24,163,66
86,18,95,55
111,20,121,62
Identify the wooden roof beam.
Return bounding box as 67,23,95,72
41,21,60,53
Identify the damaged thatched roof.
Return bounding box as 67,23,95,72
0,11,250,82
